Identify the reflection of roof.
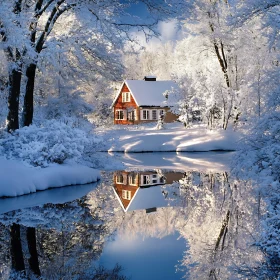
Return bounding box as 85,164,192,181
128,186,178,211
113,185,179,212
125,80,179,107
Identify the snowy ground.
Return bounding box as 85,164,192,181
0,157,100,198
104,123,240,153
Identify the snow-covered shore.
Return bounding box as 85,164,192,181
107,124,240,152
0,157,100,198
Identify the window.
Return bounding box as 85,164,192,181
152,110,157,120
116,174,124,184
116,110,126,120
122,190,131,200
127,110,135,121
122,92,130,102
142,110,150,120
128,174,137,185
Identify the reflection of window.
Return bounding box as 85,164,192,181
122,92,130,102
152,174,158,184
116,110,126,120
116,174,124,184
122,190,131,200
142,175,150,185
152,110,157,120
128,174,137,185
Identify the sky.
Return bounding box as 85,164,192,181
123,1,185,47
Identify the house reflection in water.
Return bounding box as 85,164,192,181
113,170,185,213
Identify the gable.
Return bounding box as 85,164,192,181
111,82,139,108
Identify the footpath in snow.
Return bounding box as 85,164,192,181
107,124,240,153
0,157,100,198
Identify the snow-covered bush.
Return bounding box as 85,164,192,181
0,120,90,167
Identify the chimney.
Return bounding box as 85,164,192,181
144,76,156,81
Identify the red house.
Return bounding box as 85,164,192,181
111,76,179,125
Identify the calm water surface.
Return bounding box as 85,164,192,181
0,152,262,279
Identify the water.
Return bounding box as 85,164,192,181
0,152,263,279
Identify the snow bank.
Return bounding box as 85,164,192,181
0,157,101,197
108,125,239,152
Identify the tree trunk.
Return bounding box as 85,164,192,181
27,227,41,276
22,63,36,127
10,223,25,273
7,67,21,132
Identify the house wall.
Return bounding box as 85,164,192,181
138,107,178,124
164,109,178,123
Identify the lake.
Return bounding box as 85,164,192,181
0,152,263,279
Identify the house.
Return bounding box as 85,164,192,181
112,170,185,212
111,76,179,125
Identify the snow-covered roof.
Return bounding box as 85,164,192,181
111,79,179,107
125,80,179,107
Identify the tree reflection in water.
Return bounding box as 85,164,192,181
0,196,128,280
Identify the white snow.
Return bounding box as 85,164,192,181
0,157,101,198
108,124,239,153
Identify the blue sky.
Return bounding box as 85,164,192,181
121,1,183,46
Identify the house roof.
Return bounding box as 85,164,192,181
112,79,179,107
